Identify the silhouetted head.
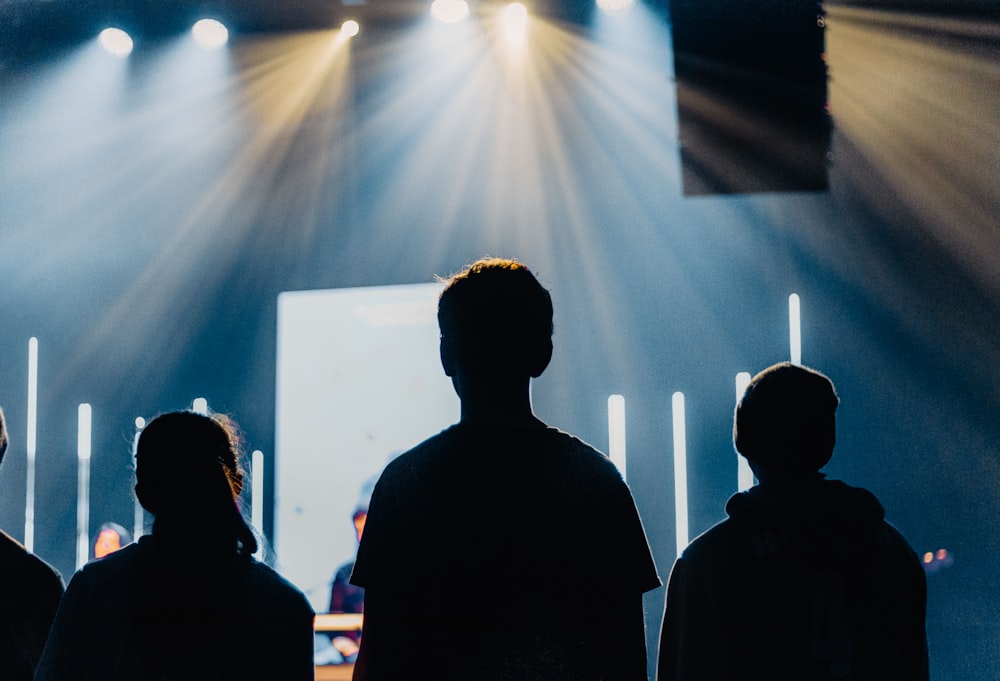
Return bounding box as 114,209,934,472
437,258,553,382
0,405,7,465
135,411,256,554
734,363,839,476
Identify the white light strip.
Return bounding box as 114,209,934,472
132,424,144,540
192,397,208,415
672,391,689,556
607,395,627,481
789,293,802,365
251,449,264,533
25,337,38,553
77,403,92,569
735,372,754,492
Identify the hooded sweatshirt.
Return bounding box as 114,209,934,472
658,476,928,681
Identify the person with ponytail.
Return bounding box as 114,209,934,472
36,411,315,681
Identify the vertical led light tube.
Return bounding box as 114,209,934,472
251,450,265,558
607,395,627,481
735,372,754,492
77,403,92,569
672,391,689,556
25,338,38,553
789,293,802,365
133,417,145,540
192,397,209,415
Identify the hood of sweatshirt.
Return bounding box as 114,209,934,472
725,475,885,525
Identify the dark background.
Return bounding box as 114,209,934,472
1,1,998,678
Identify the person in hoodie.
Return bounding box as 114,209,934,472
657,362,928,681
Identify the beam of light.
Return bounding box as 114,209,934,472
735,372,754,492
431,0,469,24
502,3,529,46
341,20,360,38
192,397,209,415
607,394,627,481
35,28,356,402
98,28,134,58
789,293,802,365
25,337,38,553
192,19,229,50
672,391,689,556
251,449,265,557
77,403,92,569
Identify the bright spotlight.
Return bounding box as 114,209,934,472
98,28,134,58
192,18,229,49
596,0,635,14
341,20,360,37
431,0,469,24
502,3,529,40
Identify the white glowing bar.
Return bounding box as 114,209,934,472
25,338,38,553
251,449,264,531
735,372,754,492
77,403,92,569
607,395,627,481
789,293,802,365
192,398,208,415
132,424,144,540
672,392,689,556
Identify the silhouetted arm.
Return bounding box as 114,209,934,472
351,587,410,681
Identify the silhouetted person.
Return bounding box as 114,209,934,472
36,411,315,681
351,258,660,681
657,363,929,681
0,405,64,681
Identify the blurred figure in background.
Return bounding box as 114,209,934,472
0,405,64,681
37,410,314,681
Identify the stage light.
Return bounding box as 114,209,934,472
431,0,469,24
98,28,134,58
341,20,360,37
502,3,529,43
192,19,229,49
25,338,38,553
607,394,626,480
789,293,802,365
672,391,689,555
735,372,754,492
192,397,209,414
596,0,634,14
77,403,92,569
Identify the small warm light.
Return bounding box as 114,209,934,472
502,3,529,40
596,0,635,14
192,19,229,49
936,548,948,560
923,552,933,563
98,28,134,58
431,0,469,24
341,20,360,38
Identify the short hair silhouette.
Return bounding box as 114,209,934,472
734,362,839,473
135,410,257,555
437,257,553,378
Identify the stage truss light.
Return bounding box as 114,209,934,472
98,28,134,58
341,20,361,37
192,19,229,49
596,0,635,15
431,0,470,24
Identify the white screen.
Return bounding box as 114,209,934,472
275,283,459,611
